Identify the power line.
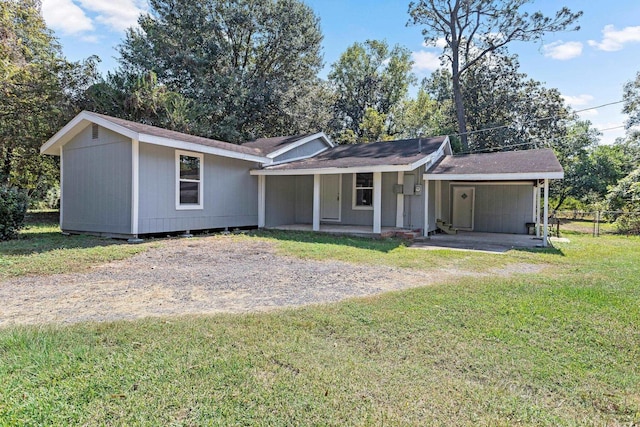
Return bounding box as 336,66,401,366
450,99,625,138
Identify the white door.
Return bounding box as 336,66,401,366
452,186,474,230
321,175,341,221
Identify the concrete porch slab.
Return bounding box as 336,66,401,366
410,231,545,253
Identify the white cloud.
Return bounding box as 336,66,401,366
421,38,447,49
42,0,146,36
562,94,594,107
78,0,146,32
42,0,94,35
543,41,583,60
411,50,441,73
588,25,640,51
593,121,626,145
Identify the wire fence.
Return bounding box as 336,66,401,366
551,210,640,236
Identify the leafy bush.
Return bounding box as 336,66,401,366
613,212,640,235
0,185,29,240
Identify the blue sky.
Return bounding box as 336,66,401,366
42,0,640,144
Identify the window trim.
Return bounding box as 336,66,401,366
175,150,204,210
352,172,374,211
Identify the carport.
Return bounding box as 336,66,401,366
423,149,564,247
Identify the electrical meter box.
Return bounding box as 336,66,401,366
414,184,423,196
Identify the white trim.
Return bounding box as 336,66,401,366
536,184,542,238
313,174,320,231
435,180,442,221
423,178,430,237
41,111,271,164
373,172,382,234
396,171,404,228
258,175,266,228
436,181,535,186
131,139,140,236
59,146,64,228
267,146,329,166
451,186,475,231
352,172,374,211
320,174,342,222
252,163,426,176
175,150,204,210
423,172,564,181
266,132,334,159
140,134,268,163
543,179,549,247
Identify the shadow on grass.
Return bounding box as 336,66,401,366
1,229,131,256
512,246,565,256
250,229,406,253
1,211,131,256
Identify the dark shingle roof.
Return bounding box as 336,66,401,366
263,137,447,170
427,148,563,176
242,134,316,155
86,112,264,157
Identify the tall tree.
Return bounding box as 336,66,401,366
408,0,582,151
0,0,98,198
116,0,325,143
328,40,415,143
421,53,572,152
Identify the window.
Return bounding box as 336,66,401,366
352,172,373,210
176,150,203,209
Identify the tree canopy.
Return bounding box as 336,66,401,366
112,0,326,143
408,0,582,151
328,40,415,143
0,0,98,199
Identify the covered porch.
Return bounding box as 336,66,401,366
424,149,564,247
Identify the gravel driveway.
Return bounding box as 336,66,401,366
0,235,512,326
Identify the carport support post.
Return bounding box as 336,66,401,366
313,174,320,231
373,172,382,234
543,179,549,247
423,178,430,237
396,171,404,228
258,175,266,228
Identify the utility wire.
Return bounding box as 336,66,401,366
450,99,625,138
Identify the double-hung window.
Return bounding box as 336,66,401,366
352,172,374,210
176,150,203,210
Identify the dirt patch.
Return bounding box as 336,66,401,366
0,235,540,326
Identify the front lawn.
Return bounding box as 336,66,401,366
0,222,638,425
0,212,155,280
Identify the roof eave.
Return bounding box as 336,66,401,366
423,172,564,181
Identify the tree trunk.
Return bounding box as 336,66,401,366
2,146,13,185
452,72,469,152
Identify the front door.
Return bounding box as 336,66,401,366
452,186,474,230
321,174,341,221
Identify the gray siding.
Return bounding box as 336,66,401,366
138,143,259,233
472,184,534,234
62,125,132,235
273,138,328,163
339,172,398,227
403,166,426,230
437,182,534,234
265,176,297,227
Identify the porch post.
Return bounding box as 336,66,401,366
423,178,430,237
258,175,266,228
396,171,404,228
543,179,549,247
313,174,320,231
373,172,382,234
535,182,541,238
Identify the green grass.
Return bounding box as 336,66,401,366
0,213,155,280
0,224,639,425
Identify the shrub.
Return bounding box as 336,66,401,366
613,212,640,235
0,185,29,240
